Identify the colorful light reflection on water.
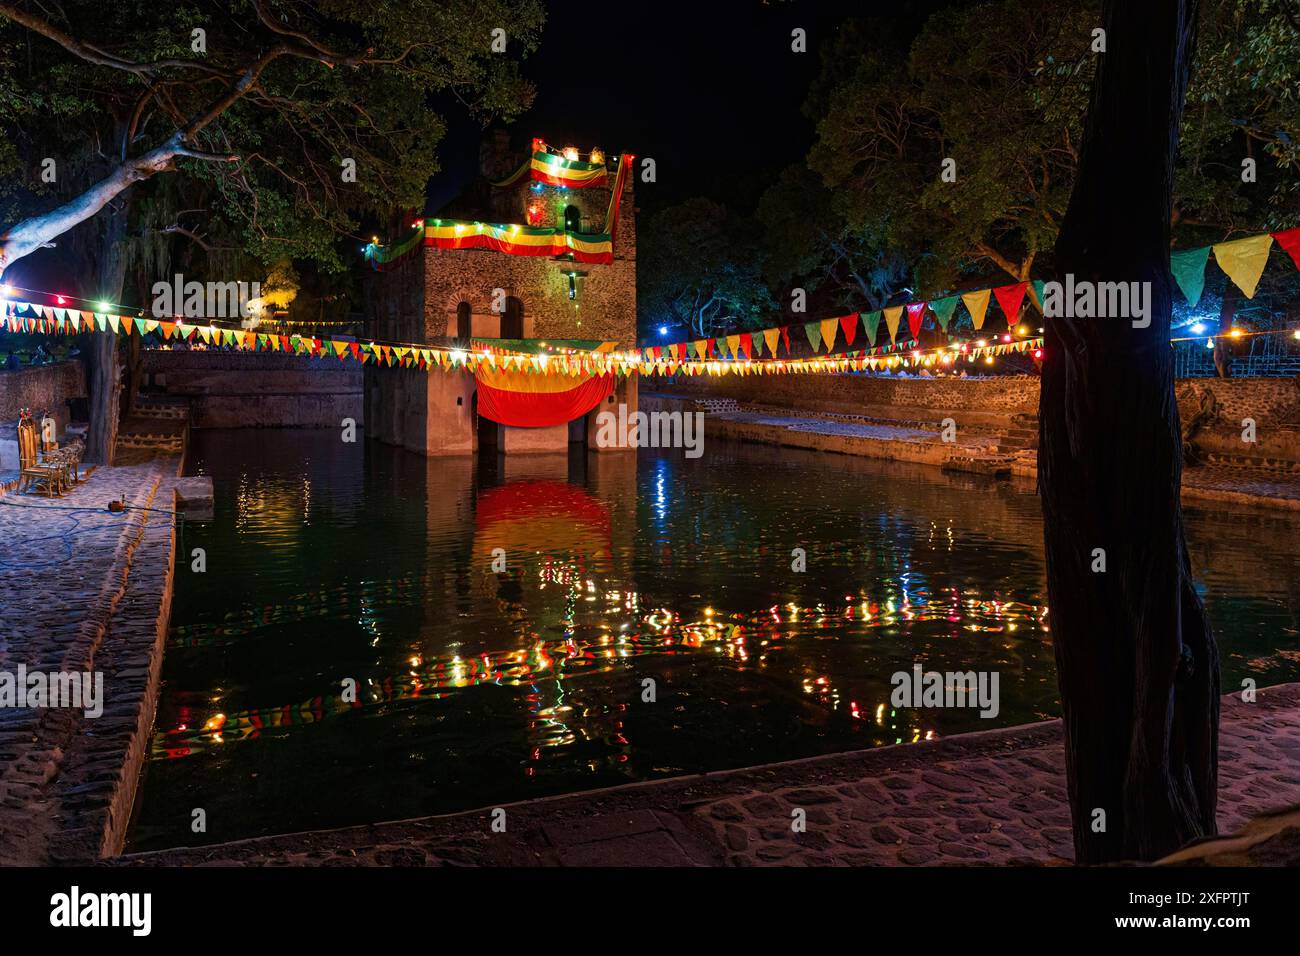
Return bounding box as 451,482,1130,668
127,431,1300,850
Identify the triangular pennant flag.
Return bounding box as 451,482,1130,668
1029,280,1046,314
133,317,148,336
805,321,823,352
1269,228,1300,272
961,289,991,330
1212,234,1273,299
992,282,1028,328
738,332,753,359
1170,246,1212,307
762,327,779,356
861,311,881,347
705,337,716,358
332,340,348,358
930,296,959,331
819,317,839,352
883,306,904,343
905,302,927,340
725,334,740,358
839,313,858,346
780,327,791,353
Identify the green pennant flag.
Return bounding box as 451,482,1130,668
861,310,881,346
686,341,698,360
1170,246,1211,307
1030,280,1046,314
133,317,149,336
804,321,822,352
929,296,959,331
750,332,763,358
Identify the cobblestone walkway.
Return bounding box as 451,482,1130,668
0,458,178,864
117,683,1300,867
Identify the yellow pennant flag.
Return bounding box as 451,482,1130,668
883,306,904,343
820,317,839,352
763,327,780,356
726,334,740,358
1212,234,1274,299
962,289,991,330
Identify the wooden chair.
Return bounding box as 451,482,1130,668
39,422,82,487
18,420,65,497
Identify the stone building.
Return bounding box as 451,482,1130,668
364,131,638,456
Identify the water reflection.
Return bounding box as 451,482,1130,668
127,431,1300,850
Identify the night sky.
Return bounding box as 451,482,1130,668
428,0,948,215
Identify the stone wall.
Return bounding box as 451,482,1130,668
651,372,1040,431
0,360,86,470
0,360,86,423
142,350,362,429
648,372,1300,462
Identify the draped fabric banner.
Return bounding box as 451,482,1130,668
475,367,614,428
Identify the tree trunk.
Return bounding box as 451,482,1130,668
83,196,132,465
1213,282,1235,377
1040,0,1219,865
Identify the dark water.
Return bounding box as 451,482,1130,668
127,429,1300,850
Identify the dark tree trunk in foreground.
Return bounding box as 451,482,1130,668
1040,0,1219,864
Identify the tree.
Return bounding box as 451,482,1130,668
1041,0,1219,863
808,4,1098,297
0,0,543,461
639,198,775,340
755,165,909,313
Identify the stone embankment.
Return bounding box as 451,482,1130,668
114,684,1300,867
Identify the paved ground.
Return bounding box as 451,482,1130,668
0,457,178,864
116,683,1300,867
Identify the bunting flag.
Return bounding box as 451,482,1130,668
930,296,959,331
725,334,740,358
1212,234,1274,299
861,310,881,346
763,327,780,355
905,302,927,340
1170,246,1212,307
739,332,753,359
1029,280,1046,314
819,317,840,352
1270,227,1300,271
883,306,904,343
839,313,858,346
780,327,791,352
804,321,823,352
992,282,1028,328
961,289,991,330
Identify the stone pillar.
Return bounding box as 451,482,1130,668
424,368,477,455
586,373,639,452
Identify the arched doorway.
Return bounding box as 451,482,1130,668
563,204,581,233
455,301,471,343
501,296,524,339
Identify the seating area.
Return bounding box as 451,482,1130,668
17,408,85,497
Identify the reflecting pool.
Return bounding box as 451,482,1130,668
127,429,1300,850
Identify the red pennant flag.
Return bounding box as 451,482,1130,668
905,303,926,341
738,332,753,358
349,342,361,360
705,337,716,358
780,326,791,353
839,313,858,347
993,282,1028,328
1272,227,1300,271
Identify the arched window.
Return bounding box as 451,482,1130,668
563,204,581,234
455,301,471,342
501,297,524,339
